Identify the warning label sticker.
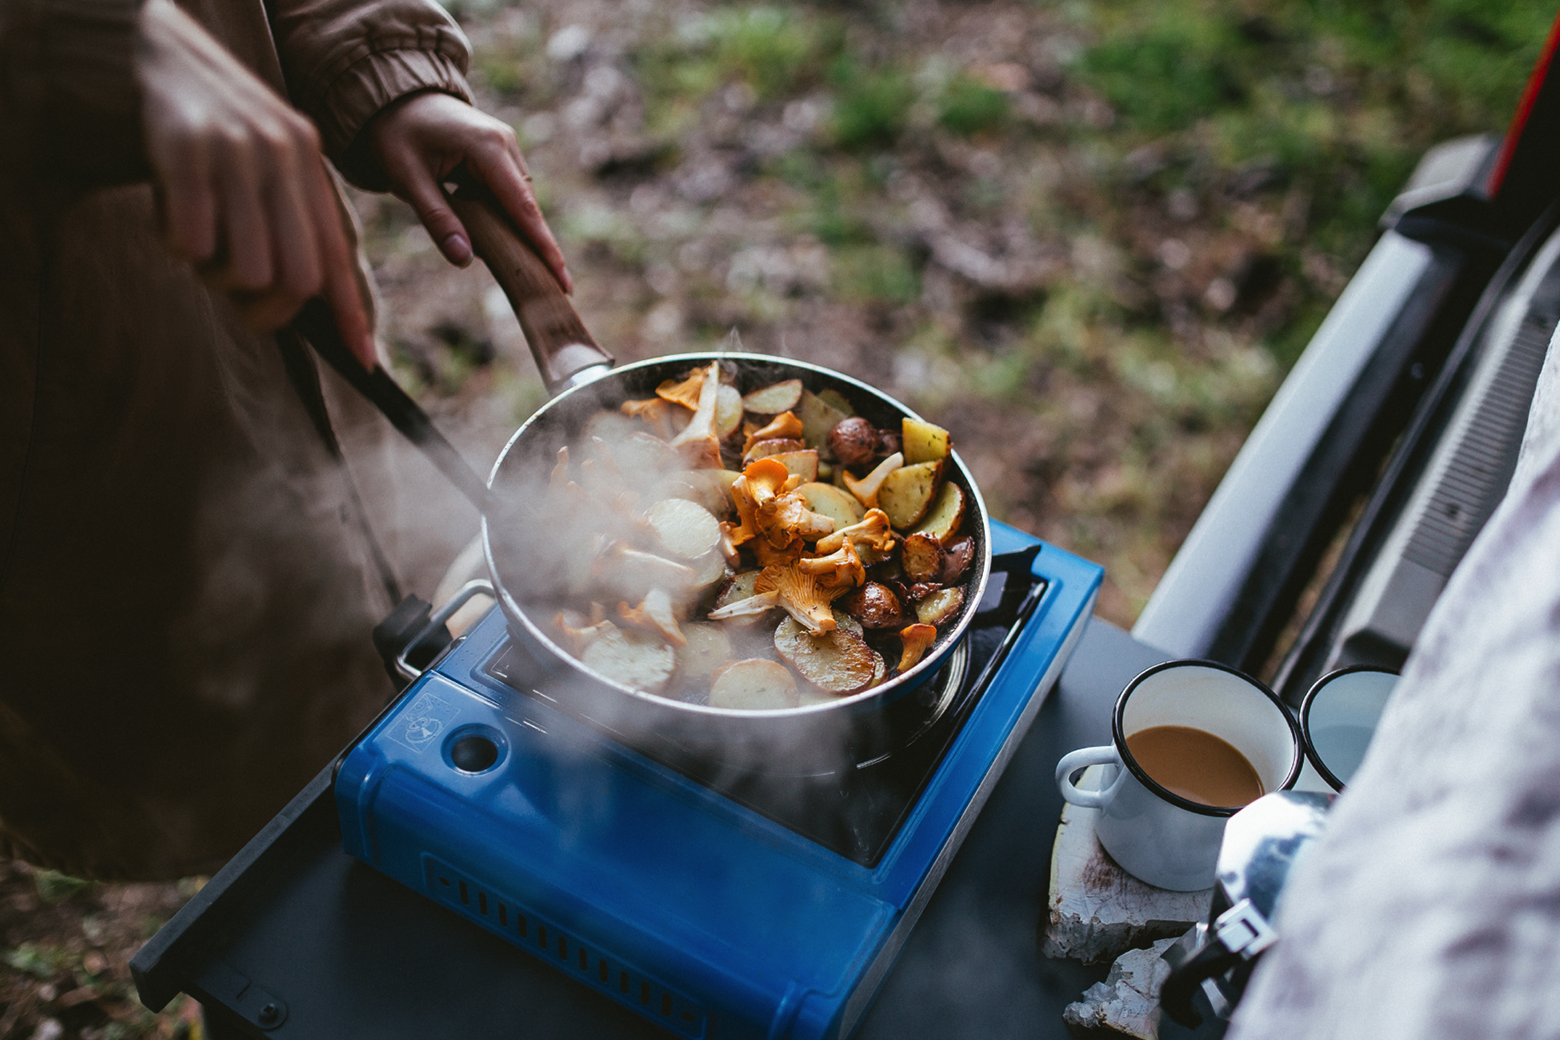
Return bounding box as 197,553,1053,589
389,692,458,753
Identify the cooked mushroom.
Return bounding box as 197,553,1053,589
621,397,683,439
842,452,903,510
617,588,687,646
755,563,848,635
897,623,938,671
555,610,613,654
756,492,836,548
655,368,708,410
796,538,866,591
743,411,804,455
814,508,895,564
667,363,723,468
549,446,570,492
707,589,780,622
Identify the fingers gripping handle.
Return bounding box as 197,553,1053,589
447,188,614,396
1056,746,1125,808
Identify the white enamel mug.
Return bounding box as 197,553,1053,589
1055,660,1303,891
1298,666,1398,791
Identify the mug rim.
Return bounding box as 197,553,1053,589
1299,665,1399,792
1112,658,1303,818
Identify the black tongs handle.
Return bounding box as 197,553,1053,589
293,297,492,514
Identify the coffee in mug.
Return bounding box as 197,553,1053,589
1056,660,1302,891
1124,725,1265,808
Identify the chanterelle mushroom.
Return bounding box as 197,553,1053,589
897,623,937,671
843,452,904,510
742,411,804,455
668,363,723,468
621,397,682,439
797,537,866,591
617,588,687,647
655,368,709,410
814,508,895,564
756,563,849,635
737,457,835,548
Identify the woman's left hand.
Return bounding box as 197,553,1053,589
366,91,572,293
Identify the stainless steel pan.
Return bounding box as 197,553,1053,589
305,188,991,770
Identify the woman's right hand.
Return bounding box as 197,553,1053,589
135,0,374,366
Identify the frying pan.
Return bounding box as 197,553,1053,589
301,186,991,770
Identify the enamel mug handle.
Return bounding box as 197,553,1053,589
1056,746,1125,808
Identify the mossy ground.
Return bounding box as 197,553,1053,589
3,1,1551,1036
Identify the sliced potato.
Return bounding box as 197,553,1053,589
797,389,850,451
901,418,952,464
741,379,804,415
878,461,944,528
768,449,819,483
582,410,642,447
612,431,683,482
743,437,807,464
715,383,745,440
593,545,698,601
581,626,676,693
677,623,734,680
646,498,721,560
709,659,798,709
657,470,737,518
773,616,877,694
795,482,865,527
687,548,728,590
916,587,965,626
901,533,947,584
816,388,857,418
908,481,967,546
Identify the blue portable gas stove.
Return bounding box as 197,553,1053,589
334,522,1100,1040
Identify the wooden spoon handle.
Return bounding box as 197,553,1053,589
447,189,614,395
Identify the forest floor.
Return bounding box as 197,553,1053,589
2,0,1548,1036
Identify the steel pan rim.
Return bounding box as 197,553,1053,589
480,351,993,720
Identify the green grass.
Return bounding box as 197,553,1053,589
829,59,916,150
937,74,1010,137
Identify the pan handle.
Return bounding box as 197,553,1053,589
447,184,615,396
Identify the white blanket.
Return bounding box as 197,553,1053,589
1230,327,1560,1038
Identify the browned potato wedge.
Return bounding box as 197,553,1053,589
773,617,877,694
581,626,676,693
646,498,722,560
741,379,804,415
840,582,906,629
878,461,944,528
907,481,967,545
915,587,965,626
768,450,819,483
797,389,850,451
900,533,947,584
715,384,745,440
902,418,952,464
710,659,799,709
677,623,734,680
743,437,807,464
795,482,865,527
941,535,975,584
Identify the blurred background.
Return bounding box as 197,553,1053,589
2,0,1554,1036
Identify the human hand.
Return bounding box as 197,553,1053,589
366,91,573,294
136,0,374,366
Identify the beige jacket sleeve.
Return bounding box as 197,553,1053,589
269,0,474,189
0,0,148,191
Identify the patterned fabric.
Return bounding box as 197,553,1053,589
1232,324,1560,1038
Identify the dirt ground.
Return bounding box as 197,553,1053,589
4,0,1547,1035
